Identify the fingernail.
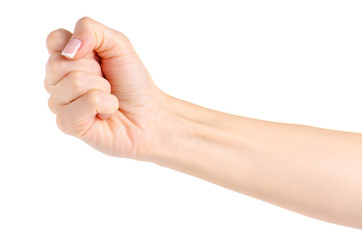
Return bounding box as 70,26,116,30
61,38,81,58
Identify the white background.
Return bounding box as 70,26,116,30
0,0,361,239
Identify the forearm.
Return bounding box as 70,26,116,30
142,94,362,229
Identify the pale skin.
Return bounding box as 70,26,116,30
45,17,362,229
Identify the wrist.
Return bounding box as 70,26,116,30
138,93,197,165
138,91,248,173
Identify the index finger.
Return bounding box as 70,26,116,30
46,28,72,54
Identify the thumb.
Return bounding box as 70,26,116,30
61,17,135,60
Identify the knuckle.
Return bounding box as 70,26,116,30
119,31,131,43
104,80,111,93
115,31,133,50
46,55,61,78
88,90,101,106
88,59,102,75
55,114,68,134
46,29,60,47
45,56,55,74
46,28,67,49
77,16,94,28
48,96,57,114
68,71,85,91
44,78,53,94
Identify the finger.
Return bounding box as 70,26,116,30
45,54,101,88
46,28,98,59
49,71,111,110
61,16,136,60
46,28,72,54
55,90,119,137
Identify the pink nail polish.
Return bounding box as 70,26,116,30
61,38,81,58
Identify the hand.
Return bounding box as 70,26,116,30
45,17,166,159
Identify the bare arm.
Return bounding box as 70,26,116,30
142,94,362,229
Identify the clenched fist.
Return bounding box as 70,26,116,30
45,17,168,159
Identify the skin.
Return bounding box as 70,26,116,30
45,17,362,229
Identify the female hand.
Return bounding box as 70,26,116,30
45,17,165,159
